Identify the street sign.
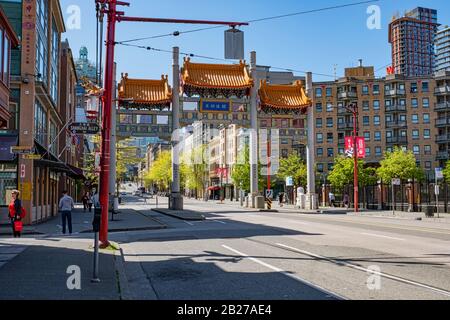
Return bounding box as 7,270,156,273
392,178,401,186
435,167,444,180
435,184,440,196
265,189,273,199
286,177,294,187
68,122,100,135
22,154,42,160
10,146,34,155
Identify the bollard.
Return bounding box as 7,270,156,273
91,206,101,283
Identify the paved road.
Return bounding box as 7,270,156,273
112,196,450,300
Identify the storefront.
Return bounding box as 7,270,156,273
0,133,18,225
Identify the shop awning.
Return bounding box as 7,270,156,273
208,186,221,191
67,163,86,180
0,134,17,161
118,74,172,109
181,58,253,98
258,80,311,114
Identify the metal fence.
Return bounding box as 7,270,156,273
318,178,449,213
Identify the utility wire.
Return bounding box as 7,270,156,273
116,42,337,78
118,0,380,44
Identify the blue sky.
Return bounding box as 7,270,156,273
60,0,450,82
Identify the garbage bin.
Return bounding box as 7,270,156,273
423,205,434,217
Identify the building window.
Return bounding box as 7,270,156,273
50,18,59,103
412,114,419,124
363,116,370,126
365,147,371,156
316,118,322,128
364,131,370,141
316,103,322,112
1,30,10,86
327,148,334,158
425,161,432,170
374,131,381,141
424,129,430,139
412,129,419,140
362,101,369,111
385,99,392,107
375,146,382,156
326,103,333,112
373,100,380,110
328,163,334,171
422,82,429,92
374,116,380,126
362,85,369,95
327,133,333,144
338,147,344,155
423,113,430,124
422,98,429,108
373,84,380,94
34,100,47,146
411,98,418,108
316,133,323,143
315,88,322,98
326,87,332,97
411,82,418,93
317,163,324,173
326,118,333,127
413,145,420,155
424,145,431,155
36,0,49,84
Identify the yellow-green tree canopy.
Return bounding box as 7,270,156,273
328,156,377,190
277,153,307,187
145,150,172,191
377,147,424,182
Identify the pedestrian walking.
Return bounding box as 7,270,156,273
8,190,26,238
278,192,284,207
329,192,336,207
343,193,350,209
82,192,90,212
91,189,100,208
59,190,74,235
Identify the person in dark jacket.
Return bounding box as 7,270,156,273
8,190,26,238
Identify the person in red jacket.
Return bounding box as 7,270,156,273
8,190,26,238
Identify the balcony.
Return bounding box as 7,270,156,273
337,92,357,100
436,134,450,143
435,86,450,95
385,121,407,128
386,136,408,144
436,118,450,127
337,107,352,114
385,89,406,97
435,102,450,111
436,151,450,161
385,104,406,112
337,122,354,130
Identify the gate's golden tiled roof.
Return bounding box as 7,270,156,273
181,58,253,90
118,74,172,106
258,80,311,111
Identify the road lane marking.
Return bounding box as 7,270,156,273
221,244,345,300
360,232,405,241
275,243,450,298
207,219,227,224
183,221,194,226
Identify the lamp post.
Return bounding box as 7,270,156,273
344,102,359,213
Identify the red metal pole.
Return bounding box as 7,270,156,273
353,108,359,213
99,0,117,245
267,133,271,192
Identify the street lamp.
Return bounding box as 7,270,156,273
345,102,359,213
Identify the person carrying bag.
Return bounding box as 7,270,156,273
8,190,26,238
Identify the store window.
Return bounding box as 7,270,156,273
0,164,17,206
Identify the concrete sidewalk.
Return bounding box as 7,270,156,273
0,238,121,299
0,205,166,237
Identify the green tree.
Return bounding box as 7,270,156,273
277,153,307,187
180,145,209,198
328,156,377,191
231,145,265,193
442,160,450,182
145,151,172,191
377,147,424,182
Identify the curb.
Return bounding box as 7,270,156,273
79,225,167,234
152,208,205,221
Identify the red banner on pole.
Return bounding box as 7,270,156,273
345,136,366,158
356,137,366,159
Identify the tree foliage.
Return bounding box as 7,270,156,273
180,145,208,197
442,160,450,182
231,145,265,193
376,147,424,182
328,156,377,190
277,153,307,187
144,150,172,191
